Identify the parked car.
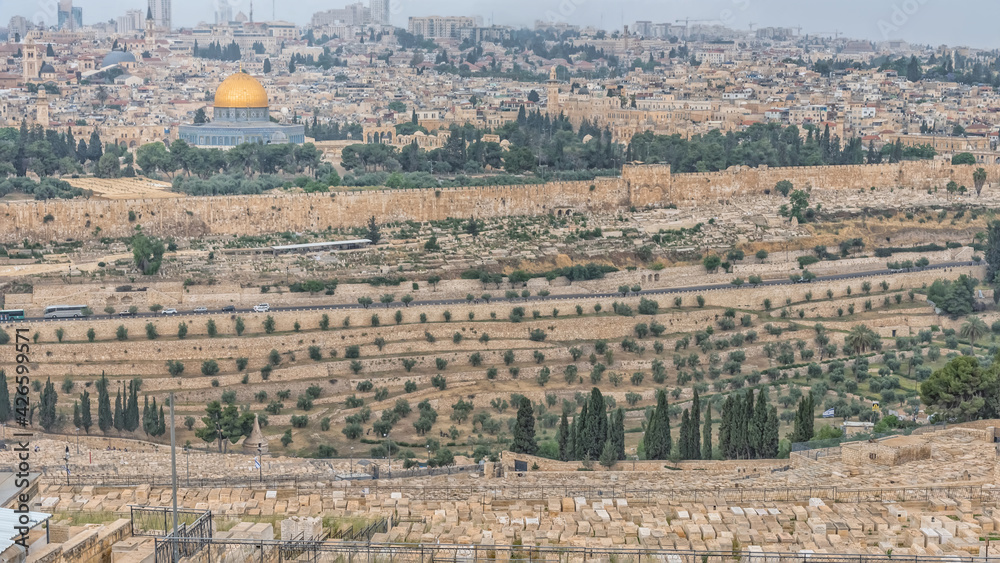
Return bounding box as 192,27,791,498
118,310,133,317
162,308,178,315
193,306,208,313
221,305,236,313
253,303,270,313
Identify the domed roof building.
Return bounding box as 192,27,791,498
178,72,304,149
101,50,137,68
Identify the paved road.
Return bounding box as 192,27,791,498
14,261,979,323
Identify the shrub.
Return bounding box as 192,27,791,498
201,360,219,376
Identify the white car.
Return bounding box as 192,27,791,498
162,308,178,315
193,306,208,313
253,303,270,313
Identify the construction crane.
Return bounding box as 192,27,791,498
748,22,756,32
675,18,716,40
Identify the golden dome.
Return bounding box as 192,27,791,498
213,72,268,108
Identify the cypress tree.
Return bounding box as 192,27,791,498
575,402,588,460
511,397,538,455
804,394,815,442
611,407,625,460
126,380,140,432
690,389,701,460
558,411,569,461
113,387,123,431
679,409,691,459
39,378,57,431
97,374,112,433
585,388,607,460
763,405,780,458
750,389,769,459
157,405,166,436
0,370,11,423
643,389,672,460
702,400,713,460
142,395,150,434
741,389,755,459
73,401,81,428
718,395,733,458
80,390,92,433
567,412,577,461
792,394,815,443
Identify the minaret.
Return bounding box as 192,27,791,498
546,65,560,117
22,38,39,84
249,0,253,23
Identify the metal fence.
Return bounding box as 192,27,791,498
330,516,391,542
131,506,211,537
153,510,214,563
144,539,1000,563
359,483,1000,505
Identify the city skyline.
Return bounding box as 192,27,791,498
2,0,1000,50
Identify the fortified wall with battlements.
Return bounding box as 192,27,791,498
2,160,998,243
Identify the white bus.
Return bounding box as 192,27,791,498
43,305,88,319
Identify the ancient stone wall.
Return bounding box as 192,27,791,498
3,161,998,243
667,161,1000,203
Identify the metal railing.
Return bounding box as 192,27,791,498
130,506,210,537
143,539,1000,563
330,516,392,542
359,483,1000,504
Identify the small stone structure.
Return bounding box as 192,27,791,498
841,435,931,466
242,414,269,455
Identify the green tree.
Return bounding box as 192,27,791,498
557,411,570,461
974,167,987,196
643,389,672,460
38,378,58,431
97,374,112,433
701,400,712,460
80,389,92,433
511,396,538,455
920,354,999,422
130,232,166,275
791,394,815,442
961,316,988,345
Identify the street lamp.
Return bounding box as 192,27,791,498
64,446,70,485
75,427,80,455
184,445,190,485
257,443,263,483
350,446,354,476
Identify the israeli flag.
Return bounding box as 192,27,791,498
254,457,261,469
822,408,835,418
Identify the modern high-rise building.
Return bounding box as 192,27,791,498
408,15,480,39
215,0,233,25
57,0,83,30
116,10,144,34
369,0,389,25
8,16,30,41
148,0,172,31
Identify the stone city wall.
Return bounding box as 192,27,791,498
666,161,1000,203
3,161,998,243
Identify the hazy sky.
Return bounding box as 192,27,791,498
7,0,1000,49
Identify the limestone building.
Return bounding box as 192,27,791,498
177,72,305,148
